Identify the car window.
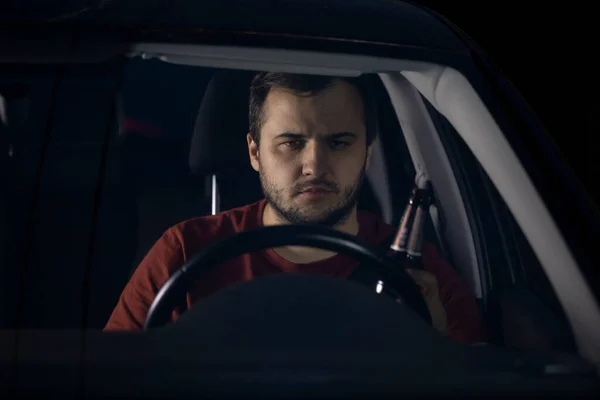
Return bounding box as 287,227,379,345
4,54,576,354
422,97,577,352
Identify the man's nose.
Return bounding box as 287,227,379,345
301,141,329,177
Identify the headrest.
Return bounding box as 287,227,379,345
189,70,256,176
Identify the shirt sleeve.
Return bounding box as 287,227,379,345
103,228,185,331
422,243,489,344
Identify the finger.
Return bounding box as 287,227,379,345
406,268,427,281
406,268,425,286
405,268,417,277
406,268,437,287
406,270,432,297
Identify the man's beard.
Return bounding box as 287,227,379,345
259,162,366,227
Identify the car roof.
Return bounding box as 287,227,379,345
2,0,468,54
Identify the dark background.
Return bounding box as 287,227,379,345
420,1,598,205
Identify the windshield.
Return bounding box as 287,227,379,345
0,53,585,385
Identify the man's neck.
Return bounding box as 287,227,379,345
262,202,359,264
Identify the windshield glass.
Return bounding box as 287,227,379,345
0,54,579,363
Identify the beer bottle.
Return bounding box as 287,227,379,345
405,182,433,270
376,186,422,298
388,186,421,262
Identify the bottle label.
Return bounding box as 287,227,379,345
407,207,425,255
391,203,415,252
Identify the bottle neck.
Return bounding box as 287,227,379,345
390,189,421,253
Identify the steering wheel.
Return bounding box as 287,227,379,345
143,225,432,330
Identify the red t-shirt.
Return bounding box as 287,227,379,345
105,199,488,343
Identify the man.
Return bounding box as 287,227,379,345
105,72,488,344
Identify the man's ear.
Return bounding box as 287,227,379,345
247,132,260,172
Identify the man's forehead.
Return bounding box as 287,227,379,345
267,79,363,108
261,80,365,137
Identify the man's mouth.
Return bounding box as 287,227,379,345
301,186,331,193
298,186,334,199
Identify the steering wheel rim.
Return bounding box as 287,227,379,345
143,224,432,330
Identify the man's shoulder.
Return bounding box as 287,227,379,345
166,199,265,251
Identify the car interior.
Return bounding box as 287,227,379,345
1,58,426,330
0,41,598,396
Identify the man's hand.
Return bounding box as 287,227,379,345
406,268,448,335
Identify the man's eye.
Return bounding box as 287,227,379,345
329,140,350,150
282,140,304,149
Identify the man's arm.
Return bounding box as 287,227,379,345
104,229,185,331
421,243,489,344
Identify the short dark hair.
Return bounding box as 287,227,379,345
248,72,376,145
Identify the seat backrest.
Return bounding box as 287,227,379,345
118,130,210,269
117,61,215,269
188,70,388,216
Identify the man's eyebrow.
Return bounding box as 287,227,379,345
328,132,357,139
273,132,306,140
273,132,357,140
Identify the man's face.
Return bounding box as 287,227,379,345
247,79,373,226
